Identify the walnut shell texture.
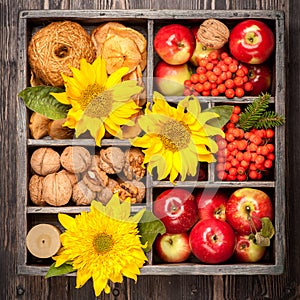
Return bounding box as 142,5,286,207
28,175,46,206
197,18,230,49
30,147,61,176
60,146,91,173
42,172,72,206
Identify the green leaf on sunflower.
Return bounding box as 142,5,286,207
45,262,75,278
18,86,71,120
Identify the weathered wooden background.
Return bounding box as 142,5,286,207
1,0,299,299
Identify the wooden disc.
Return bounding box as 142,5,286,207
26,224,61,258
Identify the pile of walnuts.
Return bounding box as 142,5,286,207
29,146,146,206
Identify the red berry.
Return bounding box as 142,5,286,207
249,170,258,180
230,114,239,124
196,66,206,74
225,79,235,89
233,106,241,114
264,159,273,169
244,82,253,92
235,87,245,98
217,83,226,93
266,128,275,138
225,89,235,99
190,73,199,84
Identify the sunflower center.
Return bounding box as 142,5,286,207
83,90,113,118
160,120,191,152
94,233,114,254
79,83,105,111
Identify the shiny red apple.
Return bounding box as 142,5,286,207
189,26,222,66
154,24,196,65
226,188,273,235
153,188,198,234
154,232,191,263
189,218,236,264
195,189,228,221
229,20,275,64
244,63,272,96
154,61,192,96
234,234,267,263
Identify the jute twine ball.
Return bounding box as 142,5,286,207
28,21,96,87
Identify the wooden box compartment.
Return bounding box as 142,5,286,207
17,9,285,276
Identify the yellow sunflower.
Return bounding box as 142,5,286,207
53,194,147,296
51,56,143,145
131,92,224,183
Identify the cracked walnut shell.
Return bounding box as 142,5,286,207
114,180,145,203
123,147,145,181
197,19,230,49
30,147,61,176
60,146,91,173
42,172,72,206
72,180,96,205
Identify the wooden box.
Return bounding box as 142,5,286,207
17,9,286,276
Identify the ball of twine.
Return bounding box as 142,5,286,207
28,21,96,87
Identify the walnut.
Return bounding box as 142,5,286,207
96,178,119,205
48,118,75,140
58,169,80,187
30,147,61,176
114,180,145,203
60,146,91,173
123,147,145,180
197,19,230,49
28,174,46,206
99,147,125,174
72,180,96,205
83,166,109,192
42,172,72,206
29,112,51,139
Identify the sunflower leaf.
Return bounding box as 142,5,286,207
45,262,75,278
18,86,71,120
138,210,166,252
205,105,234,128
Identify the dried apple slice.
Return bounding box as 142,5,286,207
102,35,142,74
91,22,126,56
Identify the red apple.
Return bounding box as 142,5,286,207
195,189,228,221
153,188,198,234
154,232,191,263
154,61,192,96
234,234,267,263
189,218,236,264
189,26,222,66
226,188,273,235
244,63,272,96
154,24,196,65
229,20,275,64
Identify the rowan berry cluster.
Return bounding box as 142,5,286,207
184,51,253,98
216,106,275,181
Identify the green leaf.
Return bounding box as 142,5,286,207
18,86,70,120
254,217,275,247
205,105,234,128
255,232,271,247
260,217,275,239
45,262,75,278
138,210,166,252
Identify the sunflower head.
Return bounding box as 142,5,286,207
53,194,147,296
131,92,224,183
51,56,143,145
